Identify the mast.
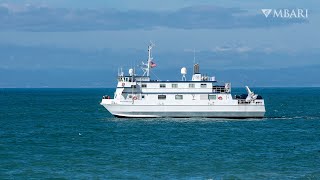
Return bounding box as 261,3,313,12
141,42,154,77
146,42,154,77
147,44,152,77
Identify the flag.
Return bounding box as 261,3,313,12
150,61,157,68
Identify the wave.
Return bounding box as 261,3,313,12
266,116,320,120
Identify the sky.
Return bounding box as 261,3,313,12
0,0,319,87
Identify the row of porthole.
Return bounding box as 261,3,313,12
127,94,223,100
141,84,207,88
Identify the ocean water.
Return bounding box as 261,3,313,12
0,88,320,179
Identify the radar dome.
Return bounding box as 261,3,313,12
181,67,187,75
129,68,134,76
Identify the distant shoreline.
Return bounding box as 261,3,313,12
1,87,320,89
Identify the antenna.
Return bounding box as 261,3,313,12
119,67,124,77
193,48,196,64
150,40,155,48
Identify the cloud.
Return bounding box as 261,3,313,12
212,46,233,52
0,3,308,31
212,45,252,53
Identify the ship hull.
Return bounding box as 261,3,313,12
101,104,265,118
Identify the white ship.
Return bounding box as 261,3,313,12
101,43,266,118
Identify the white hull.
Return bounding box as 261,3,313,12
101,103,265,118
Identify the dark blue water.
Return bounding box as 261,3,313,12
1,88,320,179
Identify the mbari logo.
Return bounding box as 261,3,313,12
261,9,308,18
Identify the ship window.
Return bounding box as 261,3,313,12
175,95,183,100
172,84,178,88
131,85,136,88
200,94,207,100
118,77,124,82
142,95,145,99
189,84,195,88
128,95,132,98
158,95,166,100
201,84,207,88
160,84,166,88
141,84,147,88
208,95,216,100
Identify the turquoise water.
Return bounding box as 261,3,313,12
1,88,320,179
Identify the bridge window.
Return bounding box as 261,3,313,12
201,84,207,88
160,84,166,88
189,84,195,88
175,95,183,100
158,95,166,100
118,77,124,82
172,84,178,88
141,84,147,88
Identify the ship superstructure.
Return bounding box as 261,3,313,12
101,44,265,118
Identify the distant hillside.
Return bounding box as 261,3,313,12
1,65,319,88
